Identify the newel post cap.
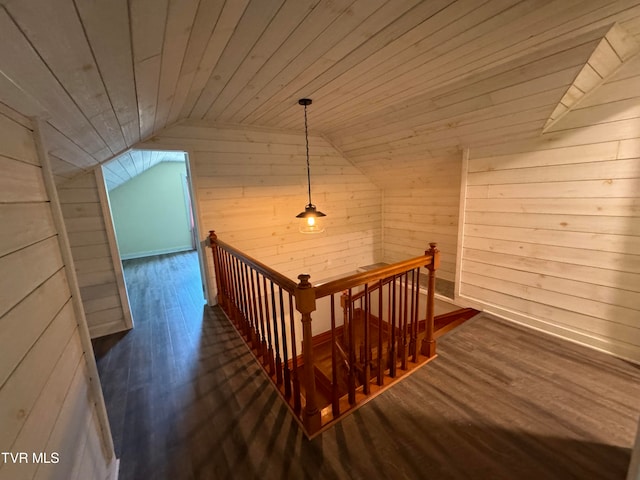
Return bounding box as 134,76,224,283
207,230,217,247
297,273,311,287
295,274,316,314
427,242,440,271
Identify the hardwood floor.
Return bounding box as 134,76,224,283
93,252,640,480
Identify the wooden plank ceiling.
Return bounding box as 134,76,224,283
102,150,186,190
1,0,639,188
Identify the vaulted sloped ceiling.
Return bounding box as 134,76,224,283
103,150,187,190
543,22,640,131
1,0,639,188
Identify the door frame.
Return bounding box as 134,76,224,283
183,149,212,305
95,165,134,329
99,148,212,311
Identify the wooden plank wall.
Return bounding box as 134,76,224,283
460,55,640,363
382,156,462,283
141,122,382,297
57,171,131,338
0,107,116,478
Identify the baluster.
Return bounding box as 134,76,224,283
295,274,321,434
347,288,356,405
236,257,248,335
249,268,262,350
264,278,275,375
209,231,224,310
256,273,268,363
401,272,410,370
358,295,363,365
220,248,233,318
246,269,254,341
279,286,291,398
235,257,245,331
250,266,261,349
222,249,232,315
363,283,370,394
250,269,264,358
226,253,235,324
397,274,403,367
386,278,391,372
341,291,349,348
231,256,239,324
243,265,253,343
377,278,384,386
219,249,230,316
232,256,243,331
330,294,340,417
249,268,260,349
410,268,419,363
389,276,397,378
242,262,255,348
270,282,283,384
288,292,301,413
213,239,225,309
421,243,439,357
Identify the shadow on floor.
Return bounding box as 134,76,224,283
93,303,639,480
91,251,639,480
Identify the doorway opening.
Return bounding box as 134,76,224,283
101,149,207,324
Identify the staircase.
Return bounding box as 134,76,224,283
208,231,464,437
300,306,479,421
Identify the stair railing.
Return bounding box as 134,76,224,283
314,244,439,420
208,231,302,416
208,230,439,437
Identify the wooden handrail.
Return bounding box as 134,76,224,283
208,230,439,438
334,340,349,367
314,254,433,299
210,233,297,293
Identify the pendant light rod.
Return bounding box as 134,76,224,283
296,98,325,233
299,98,313,206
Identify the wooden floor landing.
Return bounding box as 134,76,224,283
93,252,640,480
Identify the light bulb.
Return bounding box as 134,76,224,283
307,216,315,226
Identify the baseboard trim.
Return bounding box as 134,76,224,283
120,246,194,260
435,292,462,306
108,458,120,480
89,320,132,339
457,293,640,365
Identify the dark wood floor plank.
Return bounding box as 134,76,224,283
92,251,640,480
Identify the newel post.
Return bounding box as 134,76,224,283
209,231,224,310
295,274,321,434
421,242,440,358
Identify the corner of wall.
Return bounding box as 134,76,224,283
33,117,118,468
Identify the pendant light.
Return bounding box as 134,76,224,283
296,98,326,234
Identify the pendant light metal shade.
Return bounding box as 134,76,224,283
296,204,326,219
296,98,326,234
296,204,326,234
